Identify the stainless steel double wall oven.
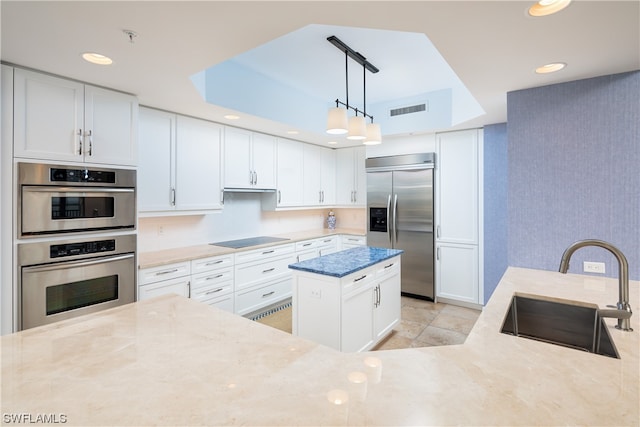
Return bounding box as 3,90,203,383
17,162,136,330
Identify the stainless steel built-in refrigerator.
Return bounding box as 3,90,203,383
366,153,435,300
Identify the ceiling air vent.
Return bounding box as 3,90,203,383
389,103,427,117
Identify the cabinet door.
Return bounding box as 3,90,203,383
175,116,222,211
303,144,322,205
138,276,190,301
436,243,479,303
138,108,175,212
436,130,479,244
352,146,367,206
84,85,138,166
251,132,276,189
341,285,375,352
374,273,401,341
224,127,252,188
335,148,355,205
321,148,337,205
276,138,303,207
14,68,84,162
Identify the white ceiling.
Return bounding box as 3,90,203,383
1,1,639,146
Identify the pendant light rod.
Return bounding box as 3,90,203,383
327,35,379,74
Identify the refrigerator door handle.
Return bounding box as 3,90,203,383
393,194,399,244
386,194,392,245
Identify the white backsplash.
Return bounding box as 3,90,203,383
138,192,365,252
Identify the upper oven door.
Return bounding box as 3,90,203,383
20,186,135,237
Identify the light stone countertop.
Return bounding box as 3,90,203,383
1,267,638,426
138,227,366,269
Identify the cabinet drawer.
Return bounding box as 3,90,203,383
235,255,294,291
235,278,292,316
139,261,191,285
341,235,366,247
191,281,233,301
191,267,233,290
201,293,234,313
375,257,401,278
138,276,190,301
295,239,320,251
191,254,233,274
342,268,376,294
235,243,294,264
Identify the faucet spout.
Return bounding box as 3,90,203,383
559,239,633,331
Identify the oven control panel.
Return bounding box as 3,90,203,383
50,239,116,259
50,168,116,184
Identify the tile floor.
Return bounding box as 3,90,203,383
255,296,482,350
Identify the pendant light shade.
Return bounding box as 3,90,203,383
326,107,348,135
347,116,367,140
363,123,382,145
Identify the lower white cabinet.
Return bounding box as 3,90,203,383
138,261,191,301
292,256,401,352
295,236,339,262
339,235,366,250
436,243,479,304
190,254,234,312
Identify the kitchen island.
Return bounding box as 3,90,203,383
1,267,638,426
289,246,403,352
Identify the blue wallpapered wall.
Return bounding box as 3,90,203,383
483,123,509,303
506,71,640,280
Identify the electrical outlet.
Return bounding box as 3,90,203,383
310,289,322,299
157,225,164,236
583,261,605,274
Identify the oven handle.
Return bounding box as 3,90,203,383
22,253,134,273
23,186,134,194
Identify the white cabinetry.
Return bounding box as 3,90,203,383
435,129,483,306
295,236,339,262
138,107,223,214
13,68,137,166
292,255,401,352
190,254,234,312
303,145,336,206
234,244,295,316
224,127,276,190
335,146,366,206
339,235,366,250
138,262,191,301
275,138,304,207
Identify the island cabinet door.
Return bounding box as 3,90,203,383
373,272,401,341
341,284,375,352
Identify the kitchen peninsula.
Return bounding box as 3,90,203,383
289,246,403,352
2,267,638,426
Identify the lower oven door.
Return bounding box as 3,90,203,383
21,253,135,330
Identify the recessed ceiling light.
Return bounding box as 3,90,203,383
528,0,571,17
286,130,299,135
328,141,338,145
535,62,566,74
82,52,113,65
223,114,240,120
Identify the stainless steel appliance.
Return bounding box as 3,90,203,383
18,162,136,238
18,234,136,330
366,153,435,299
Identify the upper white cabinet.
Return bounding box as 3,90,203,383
335,146,366,206
435,128,483,306
303,144,336,206
275,138,304,208
138,107,223,214
13,68,137,166
224,127,276,190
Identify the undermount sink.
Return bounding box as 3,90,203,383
500,293,620,359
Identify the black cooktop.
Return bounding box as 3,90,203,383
210,236,290,249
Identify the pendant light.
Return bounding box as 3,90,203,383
326,36,381,144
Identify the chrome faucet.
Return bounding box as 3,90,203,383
559,239,633,331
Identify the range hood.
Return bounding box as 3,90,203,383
223,187,276,193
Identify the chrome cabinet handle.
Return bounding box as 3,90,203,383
354,275,367,282
156,268,179,276
262,268,275,273
303,243,312,247
85,130,93,156
321,190,324,203
262,291,275,298
249,170,254,185
204,260,224,266
77,129,83,155
278,190,281,204
170,187,176,206
205,274,224,280
437,247,441,260
220,189,225,205
205,288,223,295
319,190,322,203
384,263,395,269
436,225,441,239
262,250,274,255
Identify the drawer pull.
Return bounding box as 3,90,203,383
262,291,275,298
302,243,312,247
205,260,224,266
262,268,275,274
384,263,395,269
156,268,178,276
262,250,275,255
205,288,224,295
354,275,367,282
348,238,359,242
323,239,332,243
206,274,224,280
